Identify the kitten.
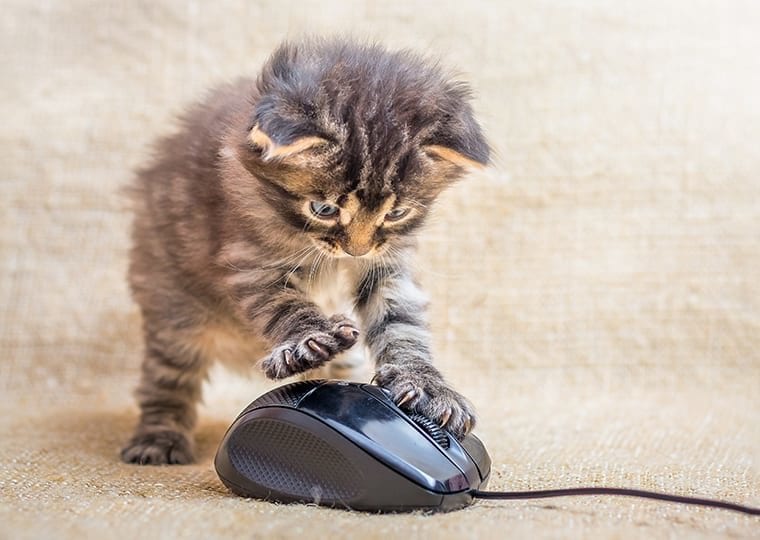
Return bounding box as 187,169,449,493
121,38,489,465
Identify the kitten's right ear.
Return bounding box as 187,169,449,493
249,124,328,161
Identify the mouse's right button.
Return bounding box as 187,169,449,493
441,436,482,488
457,434,492,486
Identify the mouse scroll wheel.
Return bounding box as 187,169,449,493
408,414,450,449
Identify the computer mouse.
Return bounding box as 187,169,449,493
214,379,491,512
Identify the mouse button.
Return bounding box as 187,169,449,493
297,382,372,417
442,436,482,488
242,380,326,415
359,383,394,403
298,386,468,494
458,434,492,483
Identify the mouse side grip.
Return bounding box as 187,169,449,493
215,407,475,512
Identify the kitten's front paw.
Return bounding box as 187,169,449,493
120,429,194,465
261,316,360,379
374,363,476,439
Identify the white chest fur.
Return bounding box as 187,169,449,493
305,258,361,320
300,258,370,379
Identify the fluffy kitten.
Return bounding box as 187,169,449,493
121,39,489,465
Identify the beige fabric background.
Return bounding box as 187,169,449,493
1,1,759,538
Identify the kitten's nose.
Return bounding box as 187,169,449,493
343,219,375,257
342,243,372,257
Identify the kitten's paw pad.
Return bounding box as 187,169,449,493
261,317,359,379
120,429,194,465
374,364,477,439
328,315,360,347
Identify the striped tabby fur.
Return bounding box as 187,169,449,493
121,38,489,465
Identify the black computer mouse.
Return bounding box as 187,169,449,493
214,379,491,512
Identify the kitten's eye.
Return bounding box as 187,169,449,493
309,201,339,219
385,207,410,222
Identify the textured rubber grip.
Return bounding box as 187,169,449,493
228,417,364,501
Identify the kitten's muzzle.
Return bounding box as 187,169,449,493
342,243,372,257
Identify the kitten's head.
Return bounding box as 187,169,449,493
241,38,489,258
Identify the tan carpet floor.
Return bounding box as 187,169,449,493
1,1,758,538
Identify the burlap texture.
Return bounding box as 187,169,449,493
1,1,758,538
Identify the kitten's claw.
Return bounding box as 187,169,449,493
397,387,422,407
260,315,360,379
307,339,329,360
440,407,452,427
373,363,477,439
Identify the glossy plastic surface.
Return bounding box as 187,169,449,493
215,380,491,512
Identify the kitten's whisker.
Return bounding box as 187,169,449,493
308,250,327,290
370,254,381,295
307,252,319,289
301,217,315,235
370,258,377,297
308,249,325,290
282,246,318,289
384,246,404,269
381,252,396,277
275,250,311,277
224,244,314,275
263,245,315,270
356,259,371,305
383,250,401,273
359,256,376,303
220,260,246,272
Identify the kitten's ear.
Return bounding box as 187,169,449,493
422,144,488,170
423,99,490,170
249,124,328,161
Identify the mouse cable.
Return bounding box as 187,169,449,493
471,487,760,516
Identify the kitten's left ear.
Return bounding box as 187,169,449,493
249,124,329,161
423,101,490,170
423,144,488,170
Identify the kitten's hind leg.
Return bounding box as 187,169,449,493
121,324,211,465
